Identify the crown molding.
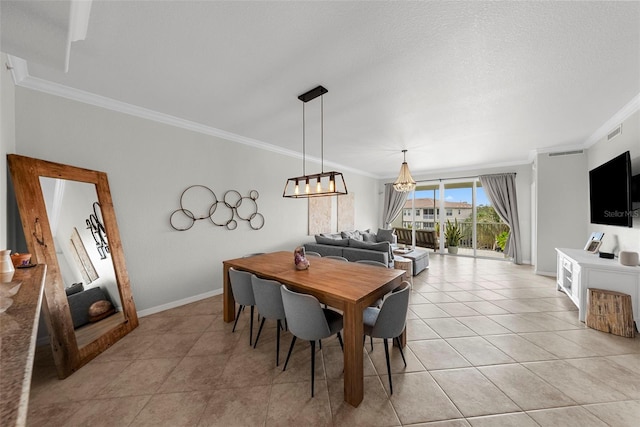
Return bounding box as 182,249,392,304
7,55,376,179
582,93,640,149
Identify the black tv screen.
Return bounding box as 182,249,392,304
589,151,632,227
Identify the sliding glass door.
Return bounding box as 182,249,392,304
391,177,509,259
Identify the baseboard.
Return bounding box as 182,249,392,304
137,288,223,318
535,270,556,277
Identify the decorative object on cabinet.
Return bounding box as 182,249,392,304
583,232,604,250
170,185,264,231
283,85,348,198
619,251,639,267
10,252,31,268
0,249,15,281
585,239,602,253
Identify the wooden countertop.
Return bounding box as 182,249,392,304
1,265,46,427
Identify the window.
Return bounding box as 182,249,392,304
415,209,421,216
446,209,452,216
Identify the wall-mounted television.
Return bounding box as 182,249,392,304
589,151,633,227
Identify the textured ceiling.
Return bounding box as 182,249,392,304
3,1,639,178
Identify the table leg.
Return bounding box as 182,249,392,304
342,303,364,407
223,264,235,323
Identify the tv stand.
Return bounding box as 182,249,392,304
555,248,640,323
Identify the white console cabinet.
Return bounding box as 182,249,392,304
556,248,640,323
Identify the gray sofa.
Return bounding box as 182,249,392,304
303,229,397,266
65,284,114,329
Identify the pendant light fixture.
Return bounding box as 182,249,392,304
393,149,416,192
283,85,348,198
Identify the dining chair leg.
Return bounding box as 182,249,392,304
383,338,393,394
395,336,407,367
249,306,255,346
337,332,344,351
283,336,297,371
370,336,374,351
253,317,266,349
232,305,244,333
276,319,281,366
310,340,316,397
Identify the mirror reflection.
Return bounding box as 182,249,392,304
39,177,124,349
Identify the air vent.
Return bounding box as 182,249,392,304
548,150,584,157
608,124,622,141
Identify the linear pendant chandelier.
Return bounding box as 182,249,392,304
283,85,348,198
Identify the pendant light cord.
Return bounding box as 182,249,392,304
321,95,324,173
302,101,306,175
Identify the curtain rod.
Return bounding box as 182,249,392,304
430,172,517,182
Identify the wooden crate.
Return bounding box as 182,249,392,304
586,288,636,338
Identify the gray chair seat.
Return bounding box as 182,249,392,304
229,268,256,346
251,275,286,366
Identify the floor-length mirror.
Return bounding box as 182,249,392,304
8,154,138,379
39,177,125,349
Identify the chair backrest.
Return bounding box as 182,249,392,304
251,275,285,320
355,260,388,268
371,281,411,339
280,285,330,341
305,251,322,257
229,268,255,306
324,255,348,262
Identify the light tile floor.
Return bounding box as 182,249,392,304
27,255,640,426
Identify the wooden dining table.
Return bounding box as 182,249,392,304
222,251,405,407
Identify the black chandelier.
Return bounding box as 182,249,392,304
283,85,347,198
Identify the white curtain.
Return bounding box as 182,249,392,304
480,173,522,264
382,183,409,229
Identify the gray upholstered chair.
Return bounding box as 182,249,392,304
355,260,388,268
251,275,286,366
229,268,256,346
363,281,411,395
305,251,322,257
324,255,348,262
281,285,344,397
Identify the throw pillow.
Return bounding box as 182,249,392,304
320,233,342,240
341,230,363,241
65,282,84,296
362,232,377,242
315,235,349,246
376,228,396,243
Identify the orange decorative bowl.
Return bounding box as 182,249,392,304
11,253,32,268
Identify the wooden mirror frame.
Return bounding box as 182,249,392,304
7,154,138,378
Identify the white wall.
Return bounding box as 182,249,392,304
586,110,640,256
0,53,16,248
13,87,380,313
535,151,588,275
381,162,533,264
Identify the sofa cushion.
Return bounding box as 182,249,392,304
341,230,363,240
376,228,396,243
315,235,349,246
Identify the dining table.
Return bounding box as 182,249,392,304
222,251,405,407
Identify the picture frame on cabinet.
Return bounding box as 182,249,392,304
584,232,604,250
586,240,602,253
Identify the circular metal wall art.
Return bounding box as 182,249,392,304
170,185,264,231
